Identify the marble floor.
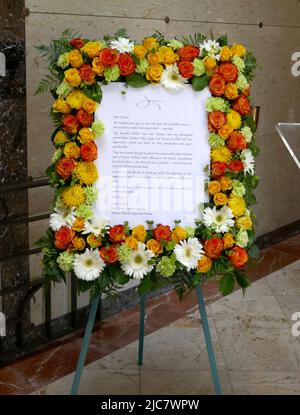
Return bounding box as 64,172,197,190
32,259,300,395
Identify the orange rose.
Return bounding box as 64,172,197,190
118,53,136,76
178,60,194,78
226,131,247,151
147,51,161,64
99,48,119,67
70,38,85,49
63,114,80,134
73,217,85,231
80,140,98,161
82,98,97,114
87,233,102,248
76,109,93,127
209,75,226,97
153,224,172,242
54,227,75,250
208,180,221,195
218,124,233,140
223,233,235,249
232,95,251,116
55,157,76,179
99,246,119,264
79,64,96,84
208,111,227,132
68,50,84,68
125,236,139,250
134,45,147,59
69,236,86,251
146,239,163,255
108,225,126,243
197,255,212,273
219,176,232,191
213,192,227,206
178,45,199,61
92,57,105,76
204,238,224,259
211,162,227,179
228,246,248,268
218,62,238,82
224,83,239,100
228,160,244,173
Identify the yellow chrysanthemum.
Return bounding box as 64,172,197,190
227,196,246,217
61,185,86,207
66,90,85,110
211,146,232,163
231,44,246,57
226,109,242,130
236,215,253,230
75,161,98,185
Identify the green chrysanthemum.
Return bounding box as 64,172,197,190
184,226,195,238
51,149,63,163
136,58,150,75
240,126,253,143
157,256,176,278
232,56,245,72
91,120,105,136
57,251,74,272
193,58,206,76
84,186,98,204
56,81,73,97
208,133,224,149
205,97,230,113
104,65,121,82
167,39,184,50
236,73,249,91
117,244,133,263
74,203,94,220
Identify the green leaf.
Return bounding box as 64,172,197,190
248,243,260,259
192,74,209,91
109,263,130,285
99,268,110,289
243,114,257,133
235,272,251,296
217,34,228,46
126,74,150,88
219,273,235,296
138,273,156,296
82,83,102,103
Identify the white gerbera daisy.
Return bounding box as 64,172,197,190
174,237,203,271
82,216,109,237
74,249,105,281
121,242,154,280
160,64,187,90
203,205,234,233
110,37,134,53
200,39,220,59
49,207,75,231
241,149,255,175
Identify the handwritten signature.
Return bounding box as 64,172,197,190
136,96,165,111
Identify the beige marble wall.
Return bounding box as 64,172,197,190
25,1,300,314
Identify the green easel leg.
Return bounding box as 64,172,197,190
71,295,100,395
138,295,145,366
195,284,222,395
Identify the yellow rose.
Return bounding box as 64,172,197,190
64,68,81,87
82,97,97,114
171,226,187,243
54,131,70,146
197,255,212,273
81,41,103,59
218,123,234,140
228,196,246,217
236,215,252,230
64,142,80,159
224,83,239,100
223,233,235,249
211,146,232,163
70,236,86,251
213,192,228,206
68,50,84,68
66,90,85,110
219,176,232,191
78,127,95,144
148,51,161,64
143,37,159,51
146,64,164,82
92,57,105,76
132,225,146,242
52,98,71,114
227,109,242,130
146,239,163,255
203,56,217,72
158,46,178,65
208,181,221,195
125,236,139,250
87,233,102,248
134,45,147,59
231,44,246,57
72,216,85,231
220,46,232,62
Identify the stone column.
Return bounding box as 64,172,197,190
0,0,30,355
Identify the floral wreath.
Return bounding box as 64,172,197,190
36,29,259,299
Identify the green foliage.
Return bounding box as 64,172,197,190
219,273,235,296
126,73,150,88
244,50,258,82
217,34,228,46
103,28,129,43
192,74,210,91
35,74,59,95
243,114,257,133
82,83,103,103
181,32,207,46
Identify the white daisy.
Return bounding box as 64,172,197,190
82,216,109,237
49,207,75,231
73,249,105,281
121,242,154,280
199,39,220,60
110,37,135,53
241,149,255,175
203,205,234,233
160,64,187,90
174,237,203,271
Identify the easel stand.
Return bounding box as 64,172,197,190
71,285,222,395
